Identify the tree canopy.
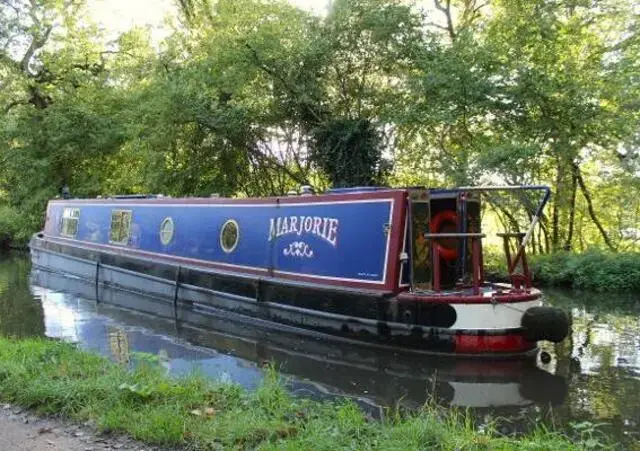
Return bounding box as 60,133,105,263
1,0,639,250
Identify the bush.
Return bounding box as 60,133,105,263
0,201,45,248
482,246,510,281
0,205,21,247
484,248,640,292
536,250,640,292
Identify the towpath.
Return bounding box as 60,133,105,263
0,404,161,451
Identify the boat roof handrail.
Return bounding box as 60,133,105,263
423,233,486,239
108,194,164,199
326,186,390,194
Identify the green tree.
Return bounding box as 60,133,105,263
0,0,638,253
395,0,640,251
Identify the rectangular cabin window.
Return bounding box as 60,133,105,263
109,210,132,245
60,208,80,238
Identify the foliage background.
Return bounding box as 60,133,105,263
1,0,639,254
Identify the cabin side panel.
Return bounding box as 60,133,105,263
44,202,60,236
270,200,392,284
55,204,275,270
44,196,399,287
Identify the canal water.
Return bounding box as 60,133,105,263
1,252,639,447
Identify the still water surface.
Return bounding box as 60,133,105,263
1,253,639,446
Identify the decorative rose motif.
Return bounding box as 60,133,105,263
283,241,314,258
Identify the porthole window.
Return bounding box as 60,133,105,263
159,217,174,245
220,219,239,253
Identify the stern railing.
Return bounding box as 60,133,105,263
497,232,532,289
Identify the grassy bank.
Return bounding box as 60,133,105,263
0,337,607,450
484,249,640,293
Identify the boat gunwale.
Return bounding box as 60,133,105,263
31,258,538,359
36,234,395,296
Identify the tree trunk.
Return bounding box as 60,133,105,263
552,162,564,251
497,205,521,233
537,222,544,255
539,216,550,254
575,166,616,251
578,215,586,252
563,166,578,250
493,208,509,232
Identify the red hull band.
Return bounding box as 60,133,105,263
454,333,536,354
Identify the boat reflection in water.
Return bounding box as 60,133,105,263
31,267,567,414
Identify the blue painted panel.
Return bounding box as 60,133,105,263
47,199,394,283
271,201,391,282
72,204,276,270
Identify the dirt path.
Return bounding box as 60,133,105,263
0,404,161,451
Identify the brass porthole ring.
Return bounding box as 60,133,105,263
160,217,175,245
220,219,239,253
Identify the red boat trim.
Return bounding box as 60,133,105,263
397,206,410,288
385,191,407,291
396,290,541,304
454,333,536,354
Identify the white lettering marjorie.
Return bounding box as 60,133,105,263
268,216,339,246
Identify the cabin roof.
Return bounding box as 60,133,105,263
49,188,408,205
49,186,482,205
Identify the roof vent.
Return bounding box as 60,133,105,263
299,185,315,195
326,186,387,194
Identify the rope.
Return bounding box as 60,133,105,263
490,296,532,315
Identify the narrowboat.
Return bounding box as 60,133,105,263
29,185,569,356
